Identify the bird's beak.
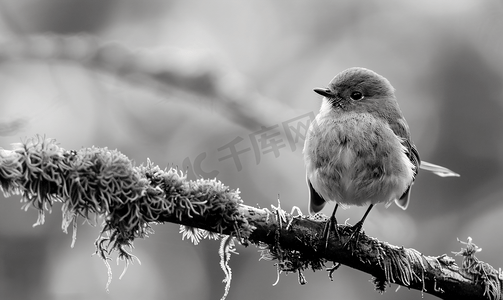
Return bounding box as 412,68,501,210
313,88,335,98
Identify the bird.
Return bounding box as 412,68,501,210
303,67,459,248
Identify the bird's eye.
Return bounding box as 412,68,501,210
350,91,364,100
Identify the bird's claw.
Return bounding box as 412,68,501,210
322,214,340,252
343,221,364,252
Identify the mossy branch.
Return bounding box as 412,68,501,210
0,137,501,300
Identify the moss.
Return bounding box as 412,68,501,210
0,136,252,290
453,237,501,300
257,209,327,286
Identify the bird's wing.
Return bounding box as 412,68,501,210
388,118,421,175
307,176,326,214
388,118,421,210
394,139,420,210
403,139,421,174
395,185,412,210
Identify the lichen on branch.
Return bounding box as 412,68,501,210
0,136,252,289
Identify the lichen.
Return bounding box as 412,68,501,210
219,235,237,300
258,204,326,286
0,136,252,290
453,237,501,300
373,241,424,293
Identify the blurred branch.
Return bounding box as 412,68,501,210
0,35,295,131
0,137,500,300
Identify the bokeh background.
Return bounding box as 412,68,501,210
1,0,503,299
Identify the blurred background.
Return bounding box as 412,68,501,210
0,0,502,299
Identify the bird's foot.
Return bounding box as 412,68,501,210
343,220,364,252
321,214,340,251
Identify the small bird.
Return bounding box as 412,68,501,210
303,67,459,247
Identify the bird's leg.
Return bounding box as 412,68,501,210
322,204,340,251
344,204,374,250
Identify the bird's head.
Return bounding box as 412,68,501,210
314,67,396,112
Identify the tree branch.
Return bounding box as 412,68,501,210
0,137,500,300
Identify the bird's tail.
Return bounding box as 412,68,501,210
420,161,460,177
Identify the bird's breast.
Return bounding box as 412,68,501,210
303,111,414,207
